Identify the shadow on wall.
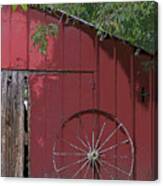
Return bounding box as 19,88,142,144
100,37,156,110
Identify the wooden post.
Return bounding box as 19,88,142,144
1,71,25,177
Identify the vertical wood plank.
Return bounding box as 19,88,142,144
99,39,116,114
130,50,136,179
1,71,8,176
44,15,63,70
10,7,28,69
63,25,80,70
134,54,153,180
62,73,80,178
116,42,134,180
62,74,80,123
80,74,95,110
1,6,11,69
152,65,158,179
29,74,47,177
15,72,25,176
80,29,96,71
43,75,62,178
99,39,117,179
29,9,46,70
1,71,24,177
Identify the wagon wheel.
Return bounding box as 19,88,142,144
52,109,134,179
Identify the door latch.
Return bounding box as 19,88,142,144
90,79,96,90
140,87,149,103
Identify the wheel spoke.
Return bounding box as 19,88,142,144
95,122,106,149
83,161,91,179
97,159,115,179
53,157,87,173
92,130,95,150
53,151,86,156
61,139,87,153
91,161,95,179
72,160,89,178
97,123,122,151
99,139,129,154
52,143,58,172
53,158,57,172
77,116,89,150
101,154,130,160
94,161,101,179
85,132,92,151
100,159,129,176
76,135,89,150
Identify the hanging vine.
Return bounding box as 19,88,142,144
11,5,59,55
32,23,59,55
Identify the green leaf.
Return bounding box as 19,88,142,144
32,23,59,55
21,4,28,11
12,5,18,11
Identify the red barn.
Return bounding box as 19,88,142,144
1,5,157,180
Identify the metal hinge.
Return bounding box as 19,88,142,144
140,87,149,103
90,79,96,90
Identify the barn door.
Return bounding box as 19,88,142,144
29,73,96,178
29,73,134,179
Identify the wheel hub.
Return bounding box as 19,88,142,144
87,149,99,162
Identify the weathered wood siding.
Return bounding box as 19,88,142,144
1,71,25,177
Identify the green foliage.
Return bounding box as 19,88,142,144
12,5,17,11
21,4,28,11
12,2,157,54
32,23,59,54
140,60,155,71
12,4,28,11
33,2,157,54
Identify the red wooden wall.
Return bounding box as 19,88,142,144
1,6,96,71
1,6,157,180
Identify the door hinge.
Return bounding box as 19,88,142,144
140,87,149,103
90,79,96,90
